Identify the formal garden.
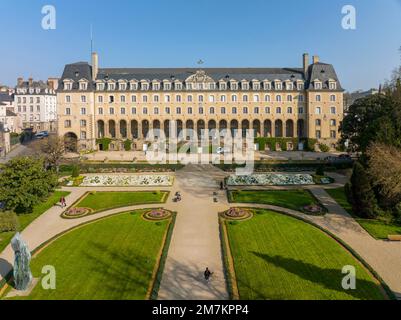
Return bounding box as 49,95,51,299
228,190,325,214
3,210,175,300
63,191,169,218
221,209,387,300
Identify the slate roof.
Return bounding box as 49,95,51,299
0,93,14,103
59,61,343,91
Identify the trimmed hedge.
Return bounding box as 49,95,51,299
124,140,132,151
255,137,318,152
59,163,184,173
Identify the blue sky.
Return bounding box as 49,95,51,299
1,0,401,91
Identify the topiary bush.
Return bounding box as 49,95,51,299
71,165,80,178
124,140,132,151
0,211,19,232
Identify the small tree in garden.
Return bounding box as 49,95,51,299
0,157,58,213
71,165,80,178
350,162,378,219
30,136,66,172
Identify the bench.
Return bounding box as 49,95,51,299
388,235,401,241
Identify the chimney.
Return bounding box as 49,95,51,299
92,52,99,80
313,55,320,64
47,78,59,91
17,77,23,87
303,53,309,75
28,77,33,87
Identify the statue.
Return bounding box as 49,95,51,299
11,233,32,291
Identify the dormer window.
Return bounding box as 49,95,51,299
241,81,249,90
64,80,73,91
175,82,182,90
79,82,88,91
286,82,294,90
96,82,105,91
230,82,238,91
252,81,261,90
275,81,283,90
153,82,160,91
297,81,304,90
141,82,149,91
108,82,116,91
130,81,138,90
263,81,271,90
329,81,337,90
164,82,172,90
314,81,322,90
119,82,127,91
219,82,227,90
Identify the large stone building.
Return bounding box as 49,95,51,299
14,78,58,132
57,53,344,152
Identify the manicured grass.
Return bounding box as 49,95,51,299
0,191,70,253
326,188,401,240
356,219,401,240
74,191,168,213
326,187,354,215
229,190,318,211
224,209,386,300
8,211,170,300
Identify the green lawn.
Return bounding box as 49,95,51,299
225,209,386,300
326,187,354,215
74,191,168,213
6,211,170,300
326,187,401,240
0,191,70,253
229,190,318,211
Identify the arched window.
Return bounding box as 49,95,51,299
276,95,282,102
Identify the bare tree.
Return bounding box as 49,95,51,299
367,142,401,203
30,136,66,171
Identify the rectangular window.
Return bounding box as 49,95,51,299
121,107,126,115
80,131,87,139
316,130,321,139
66,108,71,115
176,107,182,114
81,95,86,103
66,96,71,103
165,107,170,114
221,107,226,114
80,120,87,127
64,120,71,128
131,95,137,103
98,96,103,103
154,107,159,115
330,130,337,138
330,107,336,114
121,95,126,103
98,108,103,115
109,108,114,115
143,107,148,115
132,107,137,114
188,107,193,115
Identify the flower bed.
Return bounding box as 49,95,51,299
63,207,92,218
221,208,253,220
143,209,172,221
78,175,174,187
227,174,315,186
301,204,325,216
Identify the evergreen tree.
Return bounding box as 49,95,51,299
350,162,378,219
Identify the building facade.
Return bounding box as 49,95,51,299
57,53,344,152
0,92,20,133
14,78,58,132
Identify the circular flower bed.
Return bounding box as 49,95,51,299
143,209,172,221
302,204,325,216
222,208,253,220
63,207,92,218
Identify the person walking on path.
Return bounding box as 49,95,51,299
60,197,67,208
204,267,213,281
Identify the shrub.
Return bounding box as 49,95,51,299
0,211,19,232
315,165,325,176
319,144,330,153
124,140,132,151
96,138,112,151
71,165,80,178
350,162,379,219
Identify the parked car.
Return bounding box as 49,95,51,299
34,131,49,139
